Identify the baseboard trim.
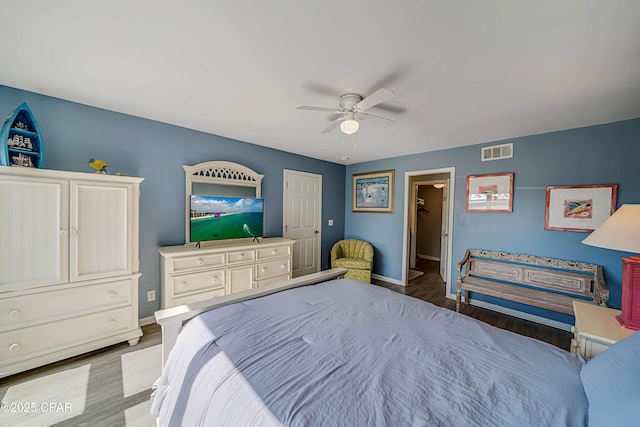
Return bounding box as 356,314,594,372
417,254,440,261
446,293,572,332
372,273,404,286
139,316,157,326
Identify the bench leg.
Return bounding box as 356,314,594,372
456,289,462,312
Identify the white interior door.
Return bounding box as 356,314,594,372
283,170,321,277
439,180,449,282
409,184,418,269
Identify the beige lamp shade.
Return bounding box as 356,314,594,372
582,204,640,253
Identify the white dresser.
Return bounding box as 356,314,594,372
159,238,294,308
0,166,143,378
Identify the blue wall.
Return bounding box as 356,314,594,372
0,85,346,318
346,118,640,323
3,82,639,326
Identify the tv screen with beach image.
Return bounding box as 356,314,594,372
190,195,264,242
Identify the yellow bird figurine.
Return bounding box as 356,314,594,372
89,158,108,174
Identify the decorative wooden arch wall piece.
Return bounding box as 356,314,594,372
184,161,264,244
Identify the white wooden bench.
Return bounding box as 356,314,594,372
456,249,609,315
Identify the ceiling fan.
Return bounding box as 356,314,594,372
297,88,396,135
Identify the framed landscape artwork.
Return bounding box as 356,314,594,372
352,169,394,213
466,172,514,212
544,184,618,232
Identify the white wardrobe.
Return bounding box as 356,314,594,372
0,166,143,378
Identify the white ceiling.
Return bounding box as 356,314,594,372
2,1,640,165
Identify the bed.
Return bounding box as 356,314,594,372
151,268,640,427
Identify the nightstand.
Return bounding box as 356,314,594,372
570,300,636,359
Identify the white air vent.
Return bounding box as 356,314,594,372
481,143,513,161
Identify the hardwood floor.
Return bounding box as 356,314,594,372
0,323,161,427
375,257,572,350
0,261,572,426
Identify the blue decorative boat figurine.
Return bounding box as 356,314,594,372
0,102,43,168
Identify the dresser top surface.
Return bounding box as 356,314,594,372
0,165,144,183
573,300,636,343
159,237,294,256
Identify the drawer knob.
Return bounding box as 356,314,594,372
181,282,188,289
281,264,286,269
9,343,20,351
109,319,117,326
109,291,117,299
9,309,21,317
70,228,78,235
198,259,204,265
272,249,278,255
261,268,267,273
240,254,245,260
212,277,218,282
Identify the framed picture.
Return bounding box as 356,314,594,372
466,172,514,212
544,184,618,232
352,169,394,213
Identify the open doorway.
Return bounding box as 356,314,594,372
402,168,455,296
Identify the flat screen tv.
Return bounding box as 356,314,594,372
189,195,264,243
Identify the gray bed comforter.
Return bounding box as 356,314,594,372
152,279,588,426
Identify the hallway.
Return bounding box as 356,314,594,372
403,258,448,305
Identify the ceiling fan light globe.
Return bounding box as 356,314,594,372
340,119,359,135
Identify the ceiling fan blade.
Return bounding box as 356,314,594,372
360,112,396,128
365,63,412,95
371,103,407,114
321,118,343,133
355,88,396,112
297,106,342,113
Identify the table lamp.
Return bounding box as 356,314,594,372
582,204,640,330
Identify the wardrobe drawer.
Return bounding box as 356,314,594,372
227,249,255,265
172,270,225,296
172,288,226,307
256,258,291,280
256,245,292,260
0,280,132,330
0,306,133,362
170,253,226,273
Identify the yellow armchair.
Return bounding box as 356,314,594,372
330,239,374,283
